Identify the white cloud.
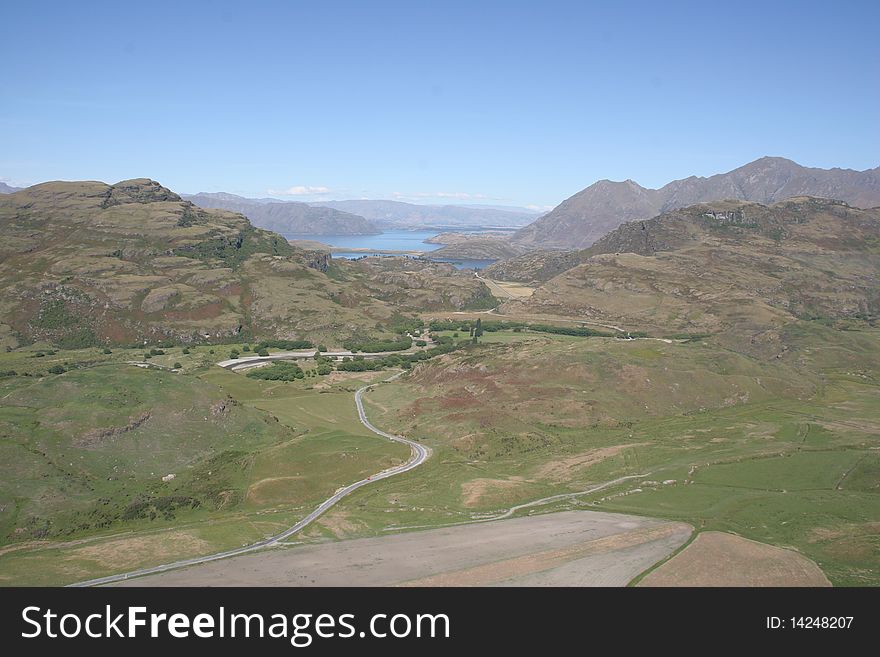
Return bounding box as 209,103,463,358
268,185,331,196
526,204,554,212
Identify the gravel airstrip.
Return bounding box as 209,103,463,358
115,510,692,587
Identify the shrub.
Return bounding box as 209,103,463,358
173,362,183,369
48,365,66,375
182,347,191,354
103,348,113,354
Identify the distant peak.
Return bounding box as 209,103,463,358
744,156,800,168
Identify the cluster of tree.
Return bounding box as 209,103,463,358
526,324,613,337
245,361,305,381
386,313,425,335
428,318,641,339
335,339,468,372
342,336,412,353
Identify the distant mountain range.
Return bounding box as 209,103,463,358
0,182,22,194
184,192,380,236
513,157,880,249
312,199,540,229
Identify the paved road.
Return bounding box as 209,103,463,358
69,373,430,587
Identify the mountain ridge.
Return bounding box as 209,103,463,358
184,192,380,236
313,199,538,229
504,196,880,346
513,157,880,249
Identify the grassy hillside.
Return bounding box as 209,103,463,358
0,180,496,349
504,198,880,350
0,350,409,584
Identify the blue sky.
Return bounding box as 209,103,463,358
1,0,878,208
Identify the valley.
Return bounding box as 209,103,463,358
0,169,877,587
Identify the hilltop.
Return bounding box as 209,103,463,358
0,179,495,349
425,232,526,261
513,157,880,249
184,192,380,236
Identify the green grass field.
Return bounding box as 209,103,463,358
0,348,407,585
1,323,877,585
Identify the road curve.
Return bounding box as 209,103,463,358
69,373,430,587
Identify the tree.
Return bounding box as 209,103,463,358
474,318,483,337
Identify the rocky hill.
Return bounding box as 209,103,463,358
504,197,880,347
425,233,525,261
482,250,586,284
0,180,495,348
0,182,21,194
513,157,880,249
185,192,380,236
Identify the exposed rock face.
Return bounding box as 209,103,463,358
104,178,182,207
303,251,331,273
513,157,880,249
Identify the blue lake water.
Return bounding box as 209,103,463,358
287,229,445,252
286,228,508,270
332,252,496,270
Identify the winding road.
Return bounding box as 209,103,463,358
69,373,430,587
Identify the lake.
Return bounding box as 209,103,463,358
287,229,444,253
286,228,507,270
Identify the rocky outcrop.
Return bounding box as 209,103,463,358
104,179,182,207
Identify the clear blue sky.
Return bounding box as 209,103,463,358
1,0,878,208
